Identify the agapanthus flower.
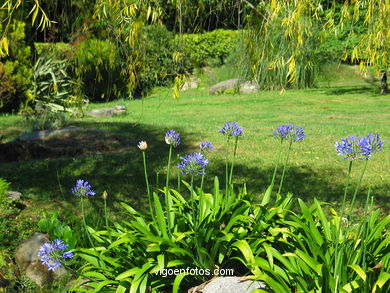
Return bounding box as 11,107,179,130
336,133,384,160
138,141,148,150
218,122,243,137
37,239,74,272
177,152,209,176
165,130,181,147
359,133,384,159
335,135,361,160
273,124,306,142
200,141,214,154
71,179,95,197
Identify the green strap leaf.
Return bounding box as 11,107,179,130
347,264,366,281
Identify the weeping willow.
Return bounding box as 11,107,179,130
241,0,389,90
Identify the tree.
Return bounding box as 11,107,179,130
241,0,389,92
1,0,388,93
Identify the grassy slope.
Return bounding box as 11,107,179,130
0,66,389,215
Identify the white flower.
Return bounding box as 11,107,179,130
138,141,148,150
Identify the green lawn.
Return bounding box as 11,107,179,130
0,68,389,217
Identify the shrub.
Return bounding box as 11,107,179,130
0,21,33,113
31,57,72,111
70,38,123,102
34,42,71,61
134,25,187,96
24,106,67,131
179,29,239,68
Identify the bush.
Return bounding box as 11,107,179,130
70,38,123,102
24,106,67,131
135,25,187,96
34,42,71,61
0,21,33,113
179,29,239,68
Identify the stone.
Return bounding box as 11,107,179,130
182,77,201,91
198,276,271,293
209,79,259,95
86,105,127,117
14,233,66,286
6,191,22,202
15,126,79,142
239,81,259,94
209,78,240,95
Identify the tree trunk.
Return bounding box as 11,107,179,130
380,71,387,94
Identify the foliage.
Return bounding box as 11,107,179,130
0,20,33,113
38,211,78,250
136,25,186,96
34,42,71,61
179,29,239,68
69,38,123,102
31,57,72,111
70,180,290,292
66,121,388,292
235,197,390,292
0,178,36,251
24,106,67,130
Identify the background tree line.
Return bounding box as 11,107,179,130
0,0,388,113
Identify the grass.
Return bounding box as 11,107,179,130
0,65,389,218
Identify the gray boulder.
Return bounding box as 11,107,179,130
15,126,79,142
198,276,271,293
6,191,22,202
209,79,259,95
210,79,240,95
239,81,259,94
15,233,66,286
86,105,127,117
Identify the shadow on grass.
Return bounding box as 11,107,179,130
1,120,388,234
322,86,380,96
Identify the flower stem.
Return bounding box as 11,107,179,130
271,141,283,186
225,137,230,196
177,154,181,192
229,136,239,185
334,160,353,291
142,151,153,220
103,196,109,230
190,175,196,228
277,141,292,195
80,197,101,266
165,145,173,234
349,159,368,217
200,172,205,191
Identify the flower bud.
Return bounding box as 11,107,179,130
138,141,148,150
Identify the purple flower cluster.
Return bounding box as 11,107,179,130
218,122,243,137
72,179,95,197
274,124,306,142
177,152,209,176
335,133,384,160
200,141,214,154
165,129,181,147
37,239,74,272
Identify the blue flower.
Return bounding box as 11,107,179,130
177,152,209,176
165,130,181,147
200,141,214,154
37,239,74,272
218,122,243,137
359,133,384,159
72,179,96,197
335,135,361,160
274,124,306,142
335,133,384,160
